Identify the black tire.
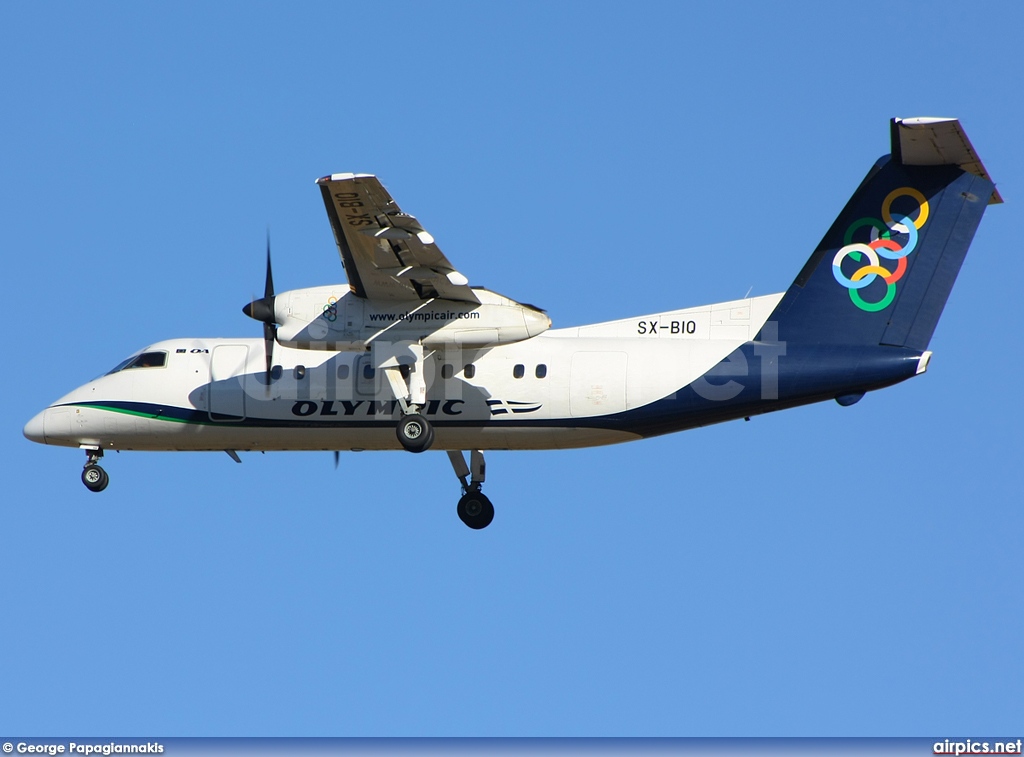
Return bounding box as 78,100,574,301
457,490,494,530
82,464,109,493
396,414,433,453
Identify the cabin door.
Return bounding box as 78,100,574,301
209,345,248,421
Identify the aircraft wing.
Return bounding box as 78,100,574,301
316,173,479,304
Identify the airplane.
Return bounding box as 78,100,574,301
23,117,1001,529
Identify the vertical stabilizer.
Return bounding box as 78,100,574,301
767,118,999,352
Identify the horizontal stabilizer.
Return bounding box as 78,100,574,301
892,117,1002,204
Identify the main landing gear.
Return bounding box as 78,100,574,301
81,448,109,492
448,450,494,529
382,344,436,453
396,414,434,453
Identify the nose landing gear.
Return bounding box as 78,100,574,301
81,448,109,492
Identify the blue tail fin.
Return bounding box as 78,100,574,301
768,118,1000,351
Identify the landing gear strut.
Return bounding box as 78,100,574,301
447,450,493,529
382,344,435,453
81,448,109,492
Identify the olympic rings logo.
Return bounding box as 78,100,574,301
323,296,339,322
831,187,929,312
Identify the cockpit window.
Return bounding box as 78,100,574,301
107,351,167,374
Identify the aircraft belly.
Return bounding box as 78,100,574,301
107,423,515,453
122,425,638,452
498,426,640,449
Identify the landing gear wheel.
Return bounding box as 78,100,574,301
397,414,433,453
82,464,109,492
457,490,494,530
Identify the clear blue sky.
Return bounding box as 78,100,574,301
3,1,1022,737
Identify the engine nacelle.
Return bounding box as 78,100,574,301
273,286,550,350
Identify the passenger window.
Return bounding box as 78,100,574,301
536,364,547,379
337,364,350,380
271,365,283,381
441,364,454,379
363,363,375,379
513,364,525,379
294,365,306,380
464,364,476,379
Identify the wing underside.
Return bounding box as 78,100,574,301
316,173,479,304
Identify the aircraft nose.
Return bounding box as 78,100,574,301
23,409,47,444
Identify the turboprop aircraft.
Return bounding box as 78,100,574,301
24,117,1001,529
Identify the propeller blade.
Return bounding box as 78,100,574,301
243,234,278,324
242,231,280,385
264,232,275,299
263,234,276,384
333,451,340,469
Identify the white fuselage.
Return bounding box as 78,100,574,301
27,293,784,454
